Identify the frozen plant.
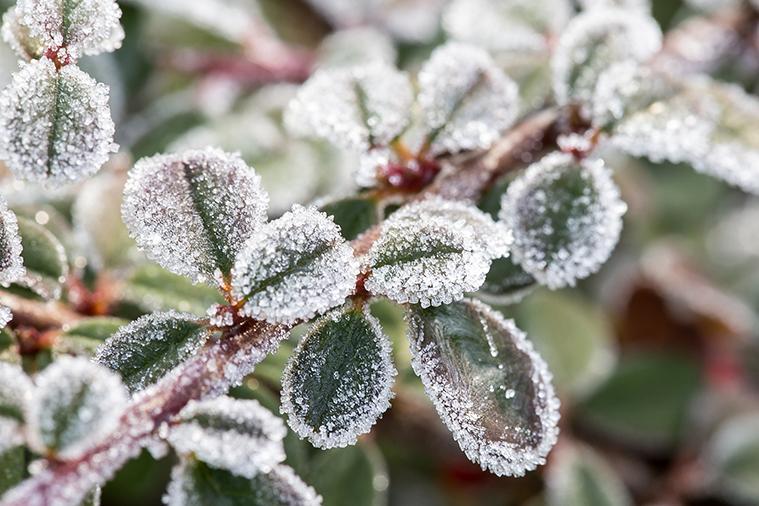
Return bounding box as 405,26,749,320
0,0,756,505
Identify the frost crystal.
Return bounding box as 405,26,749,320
165,460,322,506
551,8,662,106
25,356,129,460
0,196,24,286
232,205,359,324
168,396,286,479
407,299,560,476
95,311,210,392
16,0,123,58
2,8,44,60
499,153,626,289
281,305,396,449
0,58,116,183
285,63,413,153
366,198,511,307
122,148,269,286
443,0,571,53
0,362,32,453
418,42,519,155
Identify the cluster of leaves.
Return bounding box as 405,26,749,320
0,0,757,505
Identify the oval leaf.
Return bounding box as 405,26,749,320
231,205,359,325
56,317,127,356
407,298,560,477
418,42,519,155
0,58,116,183
0,197,24,287
499,153,626,289
122,148,269,287
15,215,68,300
281,305,396,449
26,356,128,459
165,460,322,506
168,396,286,479
95,311,210,392
366,198,511,307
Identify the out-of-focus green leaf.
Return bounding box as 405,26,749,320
15,216,68,300
320,196,379,241
0,446,24,495
57,317,128,356
306,442,388,506
704,412,759,504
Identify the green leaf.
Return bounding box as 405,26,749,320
703,413,759,504
95,311,210,392
15,216,68,300
479,256,535,305
0,446,25,496
576,353,700,451
121,263,224,316
281,305,395,449
166,459,321,506
407,298,560,476
305,442,387,506
319,196,379,241
546,443,631,506
56,317,128,356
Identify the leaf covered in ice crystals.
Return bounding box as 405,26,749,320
165,460,322,506
0,197,24,287
407,299,560,476
231,205,360,325
500,153,626,289
365,198,511,307
281,305,396,449
168,396,287,479
122,148,269,287
418,42,519,155
551,8,662,106
95,311,210,392
0,362,32,453
25,356,128,459
1,8,44,61
285,63,413,153
16,0,123,58
0,58,116,183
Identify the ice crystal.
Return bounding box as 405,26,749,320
1,8,44,60
285,63,413,153
25,356,129,460
499,153,626,289
122,148,269,286
0,58,116,183
551,8,662,106
280,305,396,449
168,396,287,479
0,196,24,286
232,205,360,325
365,198,511,307
608,78,759,195
0,362,32,453
165,460,322,506
317,27,396,69
407,299,560,476
94,311,210,392
16,0,123,58
418,42,519,155
443,0,571,53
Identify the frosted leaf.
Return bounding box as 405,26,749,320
551,8,662,106
407,299,560,476
15,216,68,300
1,8,44,60
16,0,123,58
608,78,759,195
285,63,413,152
546,442,632,506
165,460,322,506
231,205,360,325
168,396,286,479
95,311,210,392
317,28,397,69
0,196,24,286
579,0,650,12
122,148,268,286
703,413,759,504
365,198,511,307
443,0,571,53
0,58,116,184
0,362,32,453
592,61,673,129
281,305,396,449
25,356,128,460
0,305,11,329
417,42,519,155
500,153,626,289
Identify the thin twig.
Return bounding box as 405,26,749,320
0,291,81,329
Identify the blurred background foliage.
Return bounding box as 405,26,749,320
1,0,759,505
